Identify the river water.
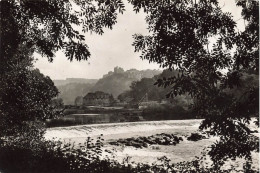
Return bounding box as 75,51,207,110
45,119,202,140
45,119,259,170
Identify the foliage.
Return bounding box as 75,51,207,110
0,66,59,136
130,78,161,101
92,68,161,98
0,0,127,135
1,134,258,173
0,135,109,173
0,0,126,135
0,0,125,63
51,98,64,110
1,0,259,172
117,90,132,102
208,133,259,167
0,3,127,172
118,69,193,109
129,0,259,166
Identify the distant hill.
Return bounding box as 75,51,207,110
53,67,161,105
53,78,98,86
57,83,95,105
91,67,162,97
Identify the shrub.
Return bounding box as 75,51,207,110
0,132,258,173
187,133,207,141
0,135,109,173
1,137,258,173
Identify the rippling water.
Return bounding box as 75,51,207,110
45,119,202,139
45,119,259,170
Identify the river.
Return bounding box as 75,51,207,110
45,119,259,170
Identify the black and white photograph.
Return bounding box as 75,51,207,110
0,0,259,172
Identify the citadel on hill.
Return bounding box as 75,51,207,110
103,66,161,80
51,68,196,125
54,67,162,105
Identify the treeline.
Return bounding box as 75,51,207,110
118,69,193,109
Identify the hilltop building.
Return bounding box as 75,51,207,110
113,66,124,73
125,69,142,80
83,91,114,106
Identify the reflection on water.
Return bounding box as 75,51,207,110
46,111,144,127
65,114,111,124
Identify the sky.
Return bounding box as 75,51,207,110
34,0,244,80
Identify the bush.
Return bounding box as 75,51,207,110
0,138,258,173
187,133,207,141
0,133,258,173
0,135,109,173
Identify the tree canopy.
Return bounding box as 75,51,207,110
129,0,259,166
0,0,125,64
0,57,59,136
118,70,193,109
0,0,258,170
0,0,125,136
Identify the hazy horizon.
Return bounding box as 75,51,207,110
51,67,162,80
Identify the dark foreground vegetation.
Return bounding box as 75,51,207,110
0,135,258,173
0,0,258,172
